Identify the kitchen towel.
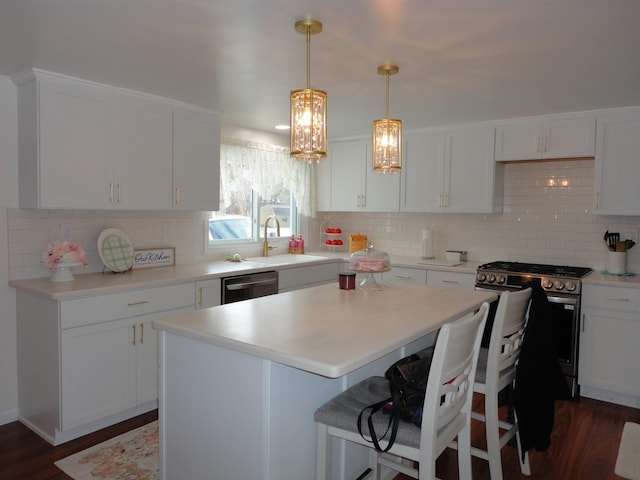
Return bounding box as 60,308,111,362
615,422,640,480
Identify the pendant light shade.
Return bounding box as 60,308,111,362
290,19,327,162
372,65,402,174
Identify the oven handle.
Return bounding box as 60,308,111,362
476,286,579,305
226,277,278,291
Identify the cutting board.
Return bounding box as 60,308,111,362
416,258,463,267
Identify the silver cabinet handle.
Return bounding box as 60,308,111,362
607,297,630,302
132,324,136,346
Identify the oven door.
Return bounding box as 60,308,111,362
476,285,581,396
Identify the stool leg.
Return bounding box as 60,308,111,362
484,390,504,480
316,424,331,480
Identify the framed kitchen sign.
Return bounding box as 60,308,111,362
133,247,175,269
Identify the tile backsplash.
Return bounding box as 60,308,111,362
7,159,640,279
310,159,639,272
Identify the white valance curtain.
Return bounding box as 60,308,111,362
219,137,316,217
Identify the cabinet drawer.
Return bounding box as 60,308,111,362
382,267,427,285
427,270,474,290
61,283,195,329
582,284,640,313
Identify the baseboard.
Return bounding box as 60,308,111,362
0,407,19,426
580,386,640,409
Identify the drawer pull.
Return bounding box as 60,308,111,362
132,324,136,346
395,275,411,279
607,297,630,302
198,287,203,306
139,323,144,344
442,280,459,284
127,300,150,307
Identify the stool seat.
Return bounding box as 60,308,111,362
314,376,421,449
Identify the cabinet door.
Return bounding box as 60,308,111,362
112,98,174,209
544,117,595,158
594,109,640,215
196,278,222,309
580,310,640,397
445,126,498,213
364,145,401,212
400,132,444,212
135,306,193,405
324,140,366,211
61,318,136,430
173,108,221,211
38,77,112,209
495,121,542,161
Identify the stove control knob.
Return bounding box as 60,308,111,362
476,273,486,282
496,274,506,284
541,278,554,290
565,281,577,292
554,280,565,290
487,274,496,283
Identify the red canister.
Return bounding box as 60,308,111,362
339,272,356,290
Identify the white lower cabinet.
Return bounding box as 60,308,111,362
16,283,195,445
427,270,475,290
195,278,222,309
579,284,640,407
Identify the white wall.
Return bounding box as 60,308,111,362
0,75,18,423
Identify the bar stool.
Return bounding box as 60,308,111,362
314,302,489,480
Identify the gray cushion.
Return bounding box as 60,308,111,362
314,376,421,449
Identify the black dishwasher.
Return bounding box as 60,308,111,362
221,271,279,304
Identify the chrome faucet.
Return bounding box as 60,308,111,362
262,215,281,256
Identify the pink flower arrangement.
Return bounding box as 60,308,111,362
41,241,89,270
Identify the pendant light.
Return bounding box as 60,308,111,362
290,19,327,162
372,65,402,174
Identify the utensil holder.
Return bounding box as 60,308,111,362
607,251,627,274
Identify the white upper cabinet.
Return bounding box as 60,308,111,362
401,126,500,213
400,131,444,212
111,96,173,210
317,139,400,212
593,108,640,215
444,125,500,213
13,69,220,211
495,116,596,161
173,107,221,211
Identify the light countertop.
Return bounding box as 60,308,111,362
152,282,496,378
582,270,640,288
9,253,480,300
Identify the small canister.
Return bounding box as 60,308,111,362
338,272,356,290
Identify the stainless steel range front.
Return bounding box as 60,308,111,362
475,261,592,397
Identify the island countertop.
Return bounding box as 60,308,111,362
153,282,496,378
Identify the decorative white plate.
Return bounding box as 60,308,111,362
97,228,134,273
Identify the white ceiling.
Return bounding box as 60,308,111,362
1,0,640,138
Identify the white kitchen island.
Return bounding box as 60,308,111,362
152,282,496,480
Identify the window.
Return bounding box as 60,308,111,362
207,138,314,249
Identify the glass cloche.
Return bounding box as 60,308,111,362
349,242,391,287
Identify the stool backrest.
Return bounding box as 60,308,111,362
420,302,489,461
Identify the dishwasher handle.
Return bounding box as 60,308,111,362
225,277,278,291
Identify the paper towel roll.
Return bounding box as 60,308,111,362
421,228,433,258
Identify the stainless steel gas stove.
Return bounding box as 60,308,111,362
475,261,592,295
475,261,592,397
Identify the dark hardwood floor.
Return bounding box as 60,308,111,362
0,410,157,480
0,396,638,479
